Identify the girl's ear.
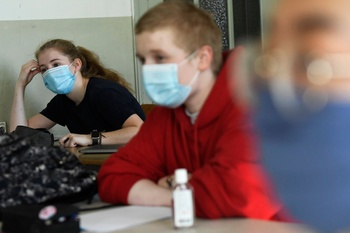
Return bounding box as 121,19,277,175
196,45,214,72
72,58,83,73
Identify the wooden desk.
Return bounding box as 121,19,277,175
67,147,111,166
89,218,316,233
0,214,316,233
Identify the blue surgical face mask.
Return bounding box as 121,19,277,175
142,53,200,108
42,63,76,95
254,89,350,232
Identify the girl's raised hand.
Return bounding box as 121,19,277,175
17,60,41,88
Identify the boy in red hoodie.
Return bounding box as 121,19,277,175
98,1,282,220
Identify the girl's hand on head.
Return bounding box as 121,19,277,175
17,60,41,88
59,133,92,148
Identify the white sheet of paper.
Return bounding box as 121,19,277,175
80,205,172,232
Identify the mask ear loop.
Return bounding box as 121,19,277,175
68,62,78,76
178,50,199,66
187,71,200,87
178,50,201,86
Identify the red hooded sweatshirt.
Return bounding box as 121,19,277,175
98,48,283,220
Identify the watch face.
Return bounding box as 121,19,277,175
91,130,99,138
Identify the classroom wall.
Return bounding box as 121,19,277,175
0,0,135,137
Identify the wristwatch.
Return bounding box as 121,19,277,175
91,130,101,145
166,175,174,188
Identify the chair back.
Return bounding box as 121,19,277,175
141,104,156,116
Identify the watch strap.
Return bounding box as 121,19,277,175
91,130,100,145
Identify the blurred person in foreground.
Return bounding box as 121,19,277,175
232,0,350,231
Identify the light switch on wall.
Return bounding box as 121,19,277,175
0,122,6,134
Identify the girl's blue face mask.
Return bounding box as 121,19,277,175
42,63,76,95
142,52,199,108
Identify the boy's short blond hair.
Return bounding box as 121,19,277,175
136,0,223,75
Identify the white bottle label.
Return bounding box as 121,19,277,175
173,189,194,228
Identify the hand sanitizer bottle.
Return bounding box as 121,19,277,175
172,168,195,228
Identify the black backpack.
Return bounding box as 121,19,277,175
0,131,97,210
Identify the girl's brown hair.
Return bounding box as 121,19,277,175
35,39,133,92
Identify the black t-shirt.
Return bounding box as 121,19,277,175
40,77,145,134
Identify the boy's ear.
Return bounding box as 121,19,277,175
196,45,214,72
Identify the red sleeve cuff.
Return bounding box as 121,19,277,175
98,174,144,204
